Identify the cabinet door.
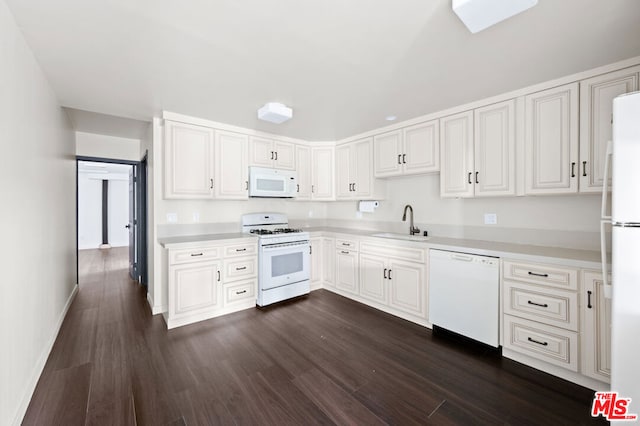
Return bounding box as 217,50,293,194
215,131,248,199
322,238,335,287
295,145,312,200
248,136,274,168
164,121,214,199
403,120,440,175
440,111,474,198
311,147,335,200
335,250,358,295
169,261,220,319
335,144,352,199
580,68,639,193
310,238,323,288
359,254,388,304
524,83,579,194
474,100,516,197
374,130,403,177
582,271,612,383
353,138,373,197
273,140,296,170
388,259,426,318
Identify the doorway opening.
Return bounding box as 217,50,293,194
76,156,148,287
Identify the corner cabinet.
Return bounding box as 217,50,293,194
579,67,639,193
374,120,439,178
581,270,612,383
524,83,579,195
336,138,383,200
440,111,474,198
311,146,335,200
295,144,312,199
164,120,215,199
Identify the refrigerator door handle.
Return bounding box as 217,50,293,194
600,220,612,299
600,140,613,300
601,141,613,220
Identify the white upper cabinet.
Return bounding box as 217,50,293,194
215,130,248,199
403,121,440,174
373,130,403,177
295,144,312,200
579,67,639,193
374,120,439,178
311,146,335,200
524,83,579,195
474,100,516,197
249,136,295,170
440,111,474,198
336,138,379,200
164,120,215,199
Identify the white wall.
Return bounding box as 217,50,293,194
0,2,77,425
77,172,130,249
76,131,140,161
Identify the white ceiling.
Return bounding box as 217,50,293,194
6,0,640,141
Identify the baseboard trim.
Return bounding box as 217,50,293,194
147,293,165,315
12,283,78,426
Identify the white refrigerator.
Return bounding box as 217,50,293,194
603,91,640,418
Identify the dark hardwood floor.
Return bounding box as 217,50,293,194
22,247,606,425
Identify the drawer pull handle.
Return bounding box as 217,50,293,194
527,337,548,346
236,248,246,252
527,300,548,308
341,242,351,246
340,250,349,254
235,266,247,271
527,271,549,278
236,290,247,295
190,253,204,257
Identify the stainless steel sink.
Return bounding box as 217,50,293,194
371,232,430,242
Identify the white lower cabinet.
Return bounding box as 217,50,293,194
310,237,323,289
581,270,612,383
335,247,359,295
358,242,427,320
322,237,335,287
166,239,257,329
502,259,580,372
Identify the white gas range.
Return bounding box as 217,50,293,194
241,213,310,307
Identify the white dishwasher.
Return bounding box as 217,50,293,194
428,249,500,347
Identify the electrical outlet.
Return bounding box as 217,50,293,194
192,212,200,222
484,213,497,225
166,213,178,223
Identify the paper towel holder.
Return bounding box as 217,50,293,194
358,200,379,213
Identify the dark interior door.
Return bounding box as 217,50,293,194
128,166,137,280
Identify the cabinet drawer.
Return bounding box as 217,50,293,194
360,242,425,263
169,246,221,265
503,260,578,290
504,281,578,331
224,279,256,306
336,238,359,251
223,256,257,282
503,315,578,371
224,242,257,258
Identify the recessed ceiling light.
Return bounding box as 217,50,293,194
385,115,397,121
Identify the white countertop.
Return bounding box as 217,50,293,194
158,226,605,269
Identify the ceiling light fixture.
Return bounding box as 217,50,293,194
385,115,397,121
452,0,538,34
257,102,293,124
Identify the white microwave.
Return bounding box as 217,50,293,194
249,166,298,198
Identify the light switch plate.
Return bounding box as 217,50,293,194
484,213,497,225
167,213,178,223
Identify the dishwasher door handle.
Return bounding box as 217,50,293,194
451,254,474,262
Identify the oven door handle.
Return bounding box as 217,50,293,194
261,241,310,251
